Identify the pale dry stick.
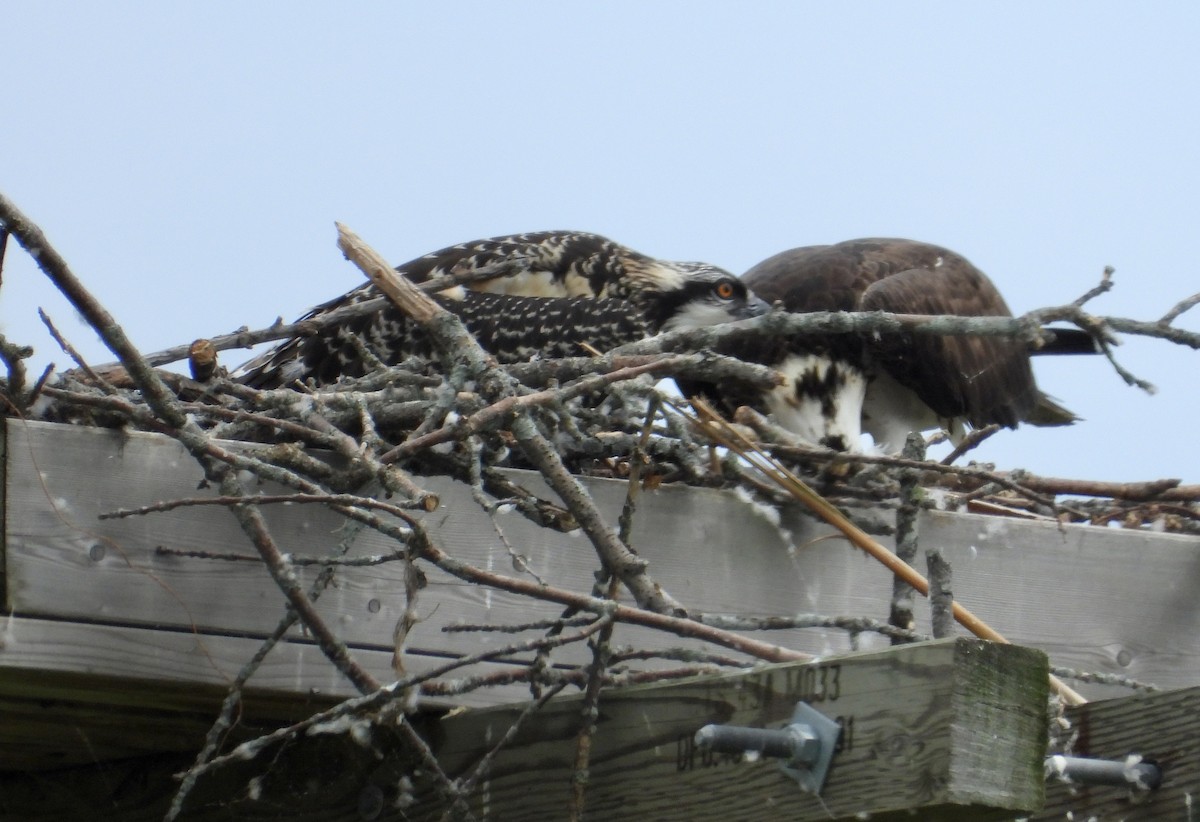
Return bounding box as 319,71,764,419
678,397,1088,706
169,564,337,822
420,663,745,697
698,612,925,643
940,424,1002,465
1160,291,1200,326
1048,667,1158,693
1068,265,1114,308
80,288,495,372
0,335,31,401
155,545,406,567
413,530,813,662
889,435,925,638
99,492,427,520
443,616,597,634
38,308,113,389
926,550,955,639
456,681,571,800
607,297,1200,361
1014,475,1189,501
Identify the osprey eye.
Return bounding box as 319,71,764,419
714,280,737,300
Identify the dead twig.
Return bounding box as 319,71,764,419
889,435,924,640
1159,291,1200,326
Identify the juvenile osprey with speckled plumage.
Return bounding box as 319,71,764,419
681,238,1097,453
236,231,767,388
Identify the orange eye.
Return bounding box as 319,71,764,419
715,281,736,299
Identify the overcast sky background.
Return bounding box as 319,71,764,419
3,3,1197,484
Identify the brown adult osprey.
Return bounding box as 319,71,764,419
691,238,1094,452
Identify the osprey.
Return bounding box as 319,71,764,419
237,232,767,388
691,238,1094,452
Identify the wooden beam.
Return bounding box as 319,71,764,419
7,417,1200,709
1034,683,1200,820
0,705,442,822
0,614,531,769
419,637,1049,821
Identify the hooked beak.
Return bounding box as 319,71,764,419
736,293,771,320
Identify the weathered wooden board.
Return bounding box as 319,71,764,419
419,638,1049,821
1035,683,1200,820
1,418,830,686
0,686,442,822
0,638,1048,821
0,614,532,769
5,417,1200,711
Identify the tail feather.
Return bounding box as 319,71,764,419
1026,392,1080,427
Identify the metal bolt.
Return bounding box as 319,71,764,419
695,723,821,765
695,701,841,795
1045,755,1162,790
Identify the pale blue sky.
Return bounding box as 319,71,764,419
3,3,1197,483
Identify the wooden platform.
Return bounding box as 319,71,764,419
4,417,1200,818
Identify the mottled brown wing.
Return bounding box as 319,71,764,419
743,238,959,310
240,292,655,388
859,265,1039,428
395,230,636,296
236,231,651,386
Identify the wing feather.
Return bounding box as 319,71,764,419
240,292,653,388
858,263,1038,428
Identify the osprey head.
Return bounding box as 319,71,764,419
646,262,770,333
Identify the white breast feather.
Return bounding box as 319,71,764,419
767,354,868,452
861,371,963,452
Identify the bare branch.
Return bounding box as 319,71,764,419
1160,292,1200,326
1071,265,1115,307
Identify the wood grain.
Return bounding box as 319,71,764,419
7,418,1200,706
1035,684,1200,820
418,638,1048,821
